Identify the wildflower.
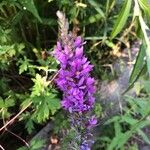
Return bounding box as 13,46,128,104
54,11,97,149
54,36,95,113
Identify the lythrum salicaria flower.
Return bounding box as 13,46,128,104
54,30,95,113
54,11,97,150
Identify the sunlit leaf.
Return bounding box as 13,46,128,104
139,15,150,75
138,0,150,23
129,43,146,83
111,0,132,38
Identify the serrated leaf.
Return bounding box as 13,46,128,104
33,94,60,123
25,119,34,134
18,0,42,22
5,97,15,107
21,98,31,110
30,138,45,150
18,57,30,74
47,96,60,115
111,0,132,38
31,74,49,96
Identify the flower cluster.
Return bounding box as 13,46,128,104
54,35,95,113
54,11,97,149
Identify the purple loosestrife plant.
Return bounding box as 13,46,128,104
54,11,97,150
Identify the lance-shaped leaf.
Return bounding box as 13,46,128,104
111,0,132,39
18,0,42,22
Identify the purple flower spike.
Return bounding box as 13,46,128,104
54,35,95,113
54,11,97,150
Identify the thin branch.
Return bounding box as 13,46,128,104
6,129,29,147
0,145,5,150
0,102,32,132
48,69,60,85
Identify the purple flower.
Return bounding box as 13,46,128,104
74,36,82,47
54,35,95,113
54,11,97,149
86,116,97,129
80,143,91,150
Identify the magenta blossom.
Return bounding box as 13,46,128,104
54,11,97,150
54,36,96,113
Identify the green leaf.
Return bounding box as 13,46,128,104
18,0,42,22
107,132,128,150
121,115,138,125
94,103,102,117
83,13,103,25
129,43,146,83
88,0,105,18
104,116,120,125
42,18,57,26
31,74,49,96
139,16,150,75
17,138,45,150
111,0,132,38
143,80,150,94
5,97,15,107
116,131,132,149
32,94,60,123
47,96,61,115
122,64,146,94
25,119,34,134
18,57,31,74
0,97,4,108
138,0,150,22
30,138,45,150
114,121,122,137
17,147,27,150
138,130,150,144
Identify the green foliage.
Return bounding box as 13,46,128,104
17,138,45,150
129,43,146,83
111,0,132,38
0,96,15,118
0,0,150,149
95,80,150,150
18,56,31,74
94,102,102,118
62,128,80,150
18,0,42,22
54,114,69,134
32,94,60,123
